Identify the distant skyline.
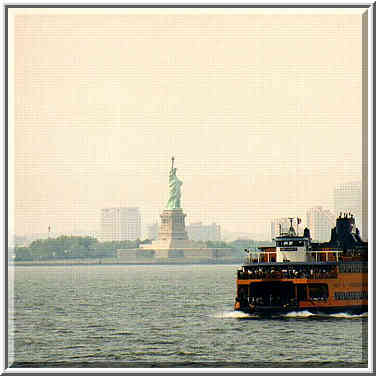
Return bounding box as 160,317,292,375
11,182,356,241
9,8,366,239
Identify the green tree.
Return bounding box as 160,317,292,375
15,247,33,261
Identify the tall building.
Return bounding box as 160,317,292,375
334,181,363,237
100,207,141,242
270,218,291,240
147,222,159,240
186,222,221,242
306,206,336,242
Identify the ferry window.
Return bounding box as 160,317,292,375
277,240,304,247
297,285,307,301
293,241,304,246
238,286,248,299
308,284,328,300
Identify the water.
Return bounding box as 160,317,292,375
9,264,367,368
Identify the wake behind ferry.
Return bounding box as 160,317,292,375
234,214,367,316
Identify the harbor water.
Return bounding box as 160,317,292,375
9,264,367,368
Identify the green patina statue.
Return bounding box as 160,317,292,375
166,156,183,210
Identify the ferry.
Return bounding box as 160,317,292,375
234,214,367,315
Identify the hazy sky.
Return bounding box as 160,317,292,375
9,8,366,238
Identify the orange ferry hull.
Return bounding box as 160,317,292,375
235,268,367,315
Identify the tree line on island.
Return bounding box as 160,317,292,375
13,236,272,261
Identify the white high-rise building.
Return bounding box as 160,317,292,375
100,207,141,242
270,218,291,240
186,222,221,242
334,181,362,237
306,206,336,242
147,222,159,240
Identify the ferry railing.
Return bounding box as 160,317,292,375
245,250,343,264
246,251,277,264
237,268,338,280
309,250,343,263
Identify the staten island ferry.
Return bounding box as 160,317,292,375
234,214,367,315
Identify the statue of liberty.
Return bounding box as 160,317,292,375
166,156,183,210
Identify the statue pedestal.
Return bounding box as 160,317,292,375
141,209,198,254
159,209,188,241
137,209,234,261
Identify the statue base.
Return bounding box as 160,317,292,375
159,209,188,241
138,210,234,260
141,209,199,253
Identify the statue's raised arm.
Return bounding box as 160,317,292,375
166,157,183,210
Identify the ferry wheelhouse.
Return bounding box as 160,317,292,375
234,215,367,315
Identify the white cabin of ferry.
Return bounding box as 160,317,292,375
274,219,308,262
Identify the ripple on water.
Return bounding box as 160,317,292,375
211,311,251,319
12,265,367,366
